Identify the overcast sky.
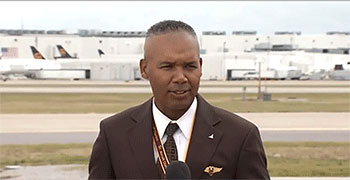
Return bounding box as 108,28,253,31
1,1,349,35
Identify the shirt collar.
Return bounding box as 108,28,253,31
152,97,197,140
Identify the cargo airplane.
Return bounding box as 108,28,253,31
54,45,78,59
0,46,62,81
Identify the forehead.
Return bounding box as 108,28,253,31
144,31,199,61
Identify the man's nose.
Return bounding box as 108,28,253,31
173,68,188,84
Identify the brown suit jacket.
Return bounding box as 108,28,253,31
89,95,270,179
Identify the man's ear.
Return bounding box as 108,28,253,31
140,59,149,79
199,57,203,77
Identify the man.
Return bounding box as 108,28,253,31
89,20,270,179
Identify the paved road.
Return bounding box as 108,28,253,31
1,164,349,180
0,112,350,144
1,86,349,93
1,130,349,145
260,130,350,142
1,113,349,144
0,80,349,93
1,79,349,86
2,113,349,133
0,132,97,145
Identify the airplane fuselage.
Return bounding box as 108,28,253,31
0,59,62,76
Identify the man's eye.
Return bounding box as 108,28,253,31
160,64,172,69
186,64,197,69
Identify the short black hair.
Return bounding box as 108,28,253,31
146,20,197,37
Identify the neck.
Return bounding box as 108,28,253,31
163,109,187,120
154,103,191,120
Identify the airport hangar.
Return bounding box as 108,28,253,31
0,29,349,81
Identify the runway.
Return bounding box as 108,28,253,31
0,80,349,93
0,112,349,144
1,130,349,145
2,113,349,133
1,86,349,93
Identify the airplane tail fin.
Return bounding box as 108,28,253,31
30,46,45,59
98,49,105,58
57,45,73,58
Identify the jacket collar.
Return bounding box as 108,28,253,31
185,94,223,179
128,98,160,179
128,94,223,179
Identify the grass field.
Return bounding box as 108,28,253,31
0,142,349,176
1,93,349,113
265,142,350,176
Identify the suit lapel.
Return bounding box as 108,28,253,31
128,99,160,179
186,95,223,179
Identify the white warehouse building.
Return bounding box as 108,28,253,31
0,30,349,81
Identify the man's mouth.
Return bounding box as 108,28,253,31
170,89,190,95
173,90,188,94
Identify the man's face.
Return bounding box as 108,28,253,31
140,31,202,118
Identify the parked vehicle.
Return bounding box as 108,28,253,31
243,71,259,80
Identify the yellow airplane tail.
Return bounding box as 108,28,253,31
30,46,45,60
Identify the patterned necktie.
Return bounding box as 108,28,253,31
164,123,179,162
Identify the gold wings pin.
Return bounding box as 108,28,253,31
204,166,223,176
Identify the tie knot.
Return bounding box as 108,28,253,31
165,123,179,136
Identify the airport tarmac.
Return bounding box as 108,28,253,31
1,113,349,133
0,112,349,144
1,130,349,144
0,80,349,93
2,86,350,93
0,112,349,179
1,164,349,180
1,79,349,86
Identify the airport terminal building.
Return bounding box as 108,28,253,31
1,29,349,80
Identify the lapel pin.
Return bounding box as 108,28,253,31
204,166,222,176
208,134,214,139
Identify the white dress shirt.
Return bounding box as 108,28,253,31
152,97,197,162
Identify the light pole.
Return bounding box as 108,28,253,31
223,41,226,81
257,61,262,100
